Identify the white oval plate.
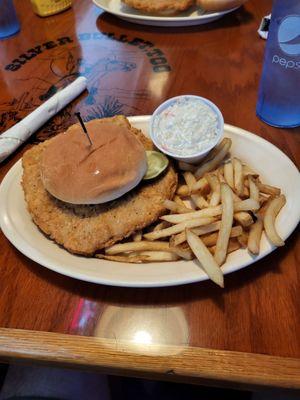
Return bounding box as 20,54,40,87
93,0,239,27
0,117,300,288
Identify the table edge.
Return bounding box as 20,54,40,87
0,328,299,390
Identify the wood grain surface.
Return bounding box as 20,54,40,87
0,0,299,388
0,328,299,390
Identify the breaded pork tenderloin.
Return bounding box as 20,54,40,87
122,0,195,15
22,116,177,256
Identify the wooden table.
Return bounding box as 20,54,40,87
0,0,299,391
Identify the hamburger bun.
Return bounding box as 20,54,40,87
40,117,147,204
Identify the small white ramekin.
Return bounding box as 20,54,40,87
149,95,224,164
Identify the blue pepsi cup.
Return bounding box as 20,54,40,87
0,0,20,40
256,0,300,128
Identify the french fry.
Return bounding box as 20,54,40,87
132,231,142,242
234,198,260,212
232,191,254,226
161,199,258,224
186,229,224,288
248,218,263,255
264,195,286,246
171,221,222,247
248,176,260,203
191,176,209,194
214,183,234,265
100,251,180,263
229,239,241,253
96,254,146,263
161,205,222,224
184,201,195,210
232,191,242,202
178,161,196,172
217,165,224,175
257,182,281,196
174,195,186,207
153,221,170,231
191,194,209,209
201,225,243,247
257,195,276,218
210,165,224,179
243,165,259,178
210,238,241,256
183,171,197,191
163,199,193,214
224,161,234,189
105,241,171,255
194,138,232,179
135,251,180,262
237,230,248,248
170,245,194,260
233,212,253,227
233,157,244,197
241,186,250,198
143,217,216,241
201,140,227,165
176,184,190,196
259,194,270,205
206,173,221,206
231,226,245,238
202,231,224,247
217,167,226,184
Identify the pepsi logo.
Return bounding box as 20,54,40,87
278,15,300,56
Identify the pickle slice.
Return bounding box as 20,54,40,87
143,151,169,180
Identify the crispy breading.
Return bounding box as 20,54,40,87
22,116,177,256
122,0,195,15
196,0,246,12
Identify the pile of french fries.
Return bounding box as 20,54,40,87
97,138,286,287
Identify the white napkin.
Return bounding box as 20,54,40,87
0,76,87,163
258,14,271,40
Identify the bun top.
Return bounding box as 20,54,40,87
40,118,147,204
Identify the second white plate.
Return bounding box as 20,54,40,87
93,0,239,27
0,117,300,287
